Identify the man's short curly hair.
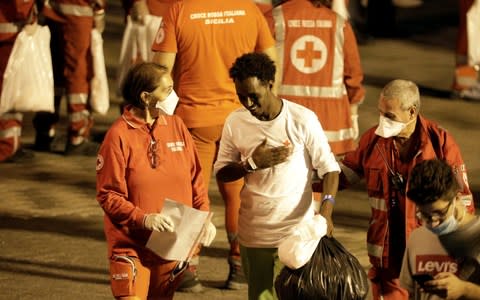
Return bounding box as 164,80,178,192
407,159,460,205
229,52,276,84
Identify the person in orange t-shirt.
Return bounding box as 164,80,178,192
96,62,214,300
151,0,277,291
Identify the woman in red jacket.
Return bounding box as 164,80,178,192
96,62,213,299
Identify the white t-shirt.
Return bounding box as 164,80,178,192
400,227,460,300
214,99,340,247
400,217,480,300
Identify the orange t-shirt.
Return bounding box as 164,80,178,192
152,0,275,128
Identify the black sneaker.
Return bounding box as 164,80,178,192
225,256,247,290
64,140,100,156
177,264,204,293
3,148,35,163
33,134,54,152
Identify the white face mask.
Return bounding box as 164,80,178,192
375,115,411,138
155,90,179,115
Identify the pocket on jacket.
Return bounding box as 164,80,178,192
110,255,136,297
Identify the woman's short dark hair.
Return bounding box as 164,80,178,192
407,159,460,205
229,52,276,84
121,62,169,109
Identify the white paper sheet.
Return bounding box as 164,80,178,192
146,199,212,261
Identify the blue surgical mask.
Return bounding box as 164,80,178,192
427,214,459,235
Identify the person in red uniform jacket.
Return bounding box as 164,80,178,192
151,0,277,291
0,1,38,162
266,0,365,157
336,79,475,300
96,62,213,299
32,0,106,156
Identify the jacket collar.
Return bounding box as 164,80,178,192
121,104,168,129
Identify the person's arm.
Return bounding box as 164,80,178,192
440,129,475,212
462,281,480,299
96,129,146,228
150,1,178,69
130,0,149,24
216,161,253,183
304,110,340,235
152,52,176,73
426,272,480,300
216,138,292,183
318,171,339,236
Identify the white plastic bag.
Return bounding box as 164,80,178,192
278,214,328,269
467,0,480,65
116,15,162,95
332,0,349,20
0,25,54,114
90,28,110,115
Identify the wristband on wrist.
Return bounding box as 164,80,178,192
247,156,257,171
241,160,253,173
322,194,335,205
241,157,257,173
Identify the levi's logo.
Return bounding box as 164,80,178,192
416,255,458,275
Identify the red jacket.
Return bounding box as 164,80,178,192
96,107,209,258
341,115,474,272
0,1,36,42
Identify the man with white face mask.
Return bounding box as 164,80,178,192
400,159,480,300
331,79,475,300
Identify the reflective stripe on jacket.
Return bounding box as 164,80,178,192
0,1,36,42
268,0,365,154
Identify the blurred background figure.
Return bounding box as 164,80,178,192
0,1,38,163
116,0,176,112
452,0,480,101
32,0,106,156
151,0,277,292
267,0,365,156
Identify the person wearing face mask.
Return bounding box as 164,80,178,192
96,62,215,300
328,79,475,300
400,159,480,300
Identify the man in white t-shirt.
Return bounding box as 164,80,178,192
214,52,340,300
400,159,480,300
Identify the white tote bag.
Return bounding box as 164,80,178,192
116,15,163,95
90,28,110,115
467,0,480,65
0,25,54,114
